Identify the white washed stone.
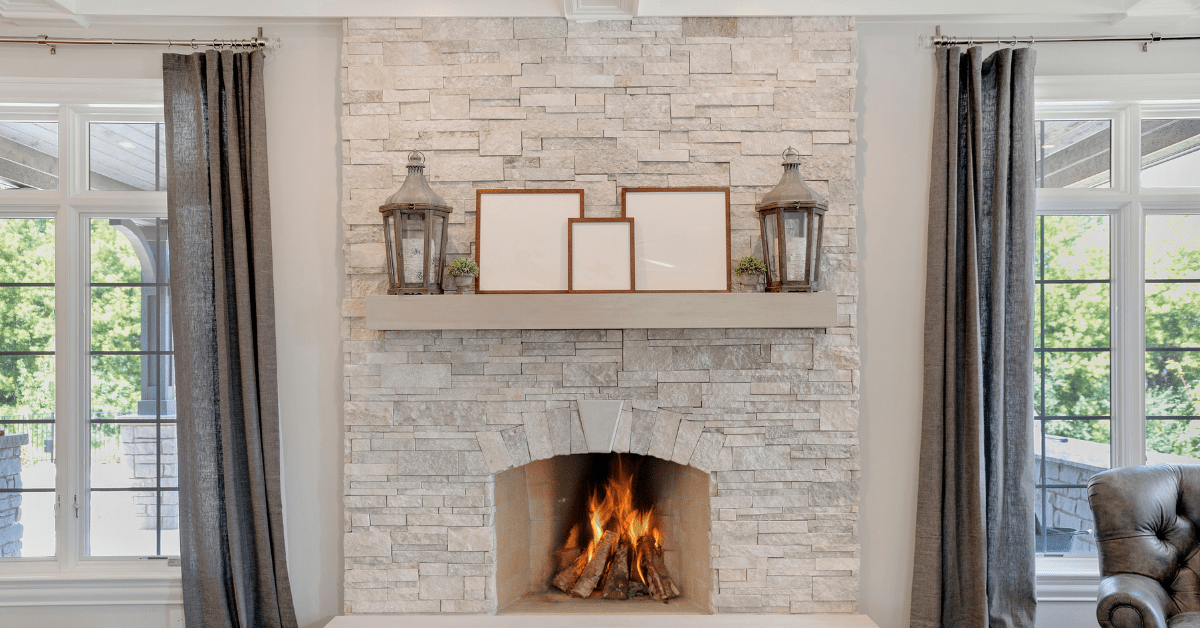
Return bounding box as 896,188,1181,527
475,431,511,473
345,531,391,557
447,527,493,552
547,408,572,456
670,419,704,464
429,94,470,120
419,575,465,600
422,18,513,41
689,45,732,74
646,409,683,460
479,131,522,156
380,363,451,389
523,411,554,460
689,431,726,472
611,406,633,453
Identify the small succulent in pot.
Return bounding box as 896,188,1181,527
447,258,480,277
733,256,767,292
447,258,479,295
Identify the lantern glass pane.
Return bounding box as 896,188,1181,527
382,212,398,288
763,212,780,283
810,212,824,289
784,209,807,283
430,214,445,289
401,213,425,285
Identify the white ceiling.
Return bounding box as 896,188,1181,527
2,0,1199,26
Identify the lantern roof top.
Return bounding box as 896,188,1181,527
756,147,827,212
380,151,452,212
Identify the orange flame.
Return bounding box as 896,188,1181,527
576,456,661,585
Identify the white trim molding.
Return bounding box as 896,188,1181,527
562,0,638,20
0,562,182,606
1036,556,1101,602
1036,74,1200,103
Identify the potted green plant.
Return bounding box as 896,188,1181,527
733,256,767,292
447,258,479,295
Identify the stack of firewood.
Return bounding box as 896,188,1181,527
550,528,680,601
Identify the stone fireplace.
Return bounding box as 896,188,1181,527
340,15,860,617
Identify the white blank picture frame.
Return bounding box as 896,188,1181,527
621,187,731,292
569,218,635,292
476,189,584,293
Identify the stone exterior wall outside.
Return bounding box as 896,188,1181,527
119,423,179,530
340,16,860,615
0,433,29,557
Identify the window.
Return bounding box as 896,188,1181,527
1034,100,1200,562
0,91,176,580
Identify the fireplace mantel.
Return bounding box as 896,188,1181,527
326,613,880,627
364,292,840,331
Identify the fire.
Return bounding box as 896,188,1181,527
578,457,660,585
549,455,680,601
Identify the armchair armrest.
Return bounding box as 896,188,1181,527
1097,573,1171,628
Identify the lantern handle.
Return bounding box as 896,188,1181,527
407,151,426,167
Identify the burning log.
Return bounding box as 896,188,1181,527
571,530,617,598
555,525,582,572
600,542,630,599
551,553,587,594
637,536,680,601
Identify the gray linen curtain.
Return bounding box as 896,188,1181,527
163,50,297,628
910,46,1038,628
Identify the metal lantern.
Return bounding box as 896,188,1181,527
379,151,452,295
756,147,827,292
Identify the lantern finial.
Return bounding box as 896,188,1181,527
382,150,451,212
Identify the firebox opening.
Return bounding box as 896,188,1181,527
495,453,711,615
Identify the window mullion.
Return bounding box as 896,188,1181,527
59,104,92,568
1111,104,1147,468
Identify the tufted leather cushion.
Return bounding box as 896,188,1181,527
1090,465,1200,624
1170,612,1200,627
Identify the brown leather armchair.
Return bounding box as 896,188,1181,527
1088,464,1200,628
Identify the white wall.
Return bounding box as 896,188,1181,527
854,18,1200,628
0,20,344,628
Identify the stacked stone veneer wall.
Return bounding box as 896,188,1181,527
119,423,178,530
0,433,29,557
340,16,860,615
1036,453,1099,553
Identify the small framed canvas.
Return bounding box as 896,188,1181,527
475,189,585,293
568,218,635,293
621,187,731,292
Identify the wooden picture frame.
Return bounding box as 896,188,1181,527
475,189,585,294
568,218,635,293
620,187,731,292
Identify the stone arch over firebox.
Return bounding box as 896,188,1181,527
474,401,726,475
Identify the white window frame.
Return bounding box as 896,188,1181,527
0,78,180,607
1034,74,1200,602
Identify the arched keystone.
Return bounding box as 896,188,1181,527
577,400,625,453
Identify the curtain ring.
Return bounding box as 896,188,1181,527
190,39,198,50
167,39,173,51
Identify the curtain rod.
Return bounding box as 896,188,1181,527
0,27,278,55
931,25,1200,52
